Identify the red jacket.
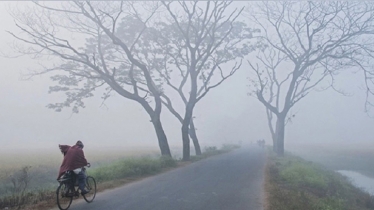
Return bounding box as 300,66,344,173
57,145,88,179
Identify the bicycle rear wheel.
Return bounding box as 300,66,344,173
83,176,96,203
56,183,73,210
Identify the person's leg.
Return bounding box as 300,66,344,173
65,171,75,196
77,170,88,194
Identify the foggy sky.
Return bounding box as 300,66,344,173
0,2,373,156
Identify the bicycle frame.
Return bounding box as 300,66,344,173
57,169,96,210
58,171,81,197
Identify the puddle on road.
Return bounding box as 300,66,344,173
337,170,374,195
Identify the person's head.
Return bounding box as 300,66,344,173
76,140,84,149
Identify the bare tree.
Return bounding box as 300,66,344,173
246,1,374,155
156,1,259,160
8,1,172,156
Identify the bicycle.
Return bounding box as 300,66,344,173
56,165,97,210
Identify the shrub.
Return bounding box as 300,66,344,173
0,166,32,209
159,156,177,168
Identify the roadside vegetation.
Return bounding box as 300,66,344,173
0,144,239,209
265,148,374,210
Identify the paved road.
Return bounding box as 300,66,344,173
53,144,266,210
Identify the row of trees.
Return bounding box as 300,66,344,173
8,1,374,157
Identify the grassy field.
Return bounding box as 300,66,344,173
265,148,374,210
287,142,374,178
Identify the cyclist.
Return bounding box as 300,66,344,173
57,140,90,195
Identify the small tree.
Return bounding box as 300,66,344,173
246,1,374,155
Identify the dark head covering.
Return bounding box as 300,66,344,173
76,140,84,149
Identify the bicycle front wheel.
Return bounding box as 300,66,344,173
83,176,96,203
56,183,73,210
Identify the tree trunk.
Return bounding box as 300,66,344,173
182,103,194,161
181,121,190,161
161,99,202,156
140,97,171,157
272,134,278,153
182,54,198,161
275,115,286,156
271,128,277,152
266,108,277,152
151,115,171,157
189,120,201,155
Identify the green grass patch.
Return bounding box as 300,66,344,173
265,150,374,210
90,156,177,183
279,159,328,190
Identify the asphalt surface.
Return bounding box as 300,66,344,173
52,144,266,210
